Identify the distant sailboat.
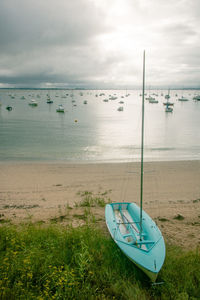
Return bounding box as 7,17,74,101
165,103,173,113
164,89,170,100
178,96,189,102
105,51,166,282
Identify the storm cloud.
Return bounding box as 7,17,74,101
0,0,199,88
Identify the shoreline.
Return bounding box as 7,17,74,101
0,157,200,165
0,160,200,249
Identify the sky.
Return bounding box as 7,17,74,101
0,0,199,89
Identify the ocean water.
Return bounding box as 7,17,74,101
0,89,200,163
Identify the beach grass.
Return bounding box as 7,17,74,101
75,190,110,208
0,222,199,299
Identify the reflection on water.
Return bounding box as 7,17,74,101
0,89,200,162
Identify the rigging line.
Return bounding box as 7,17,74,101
119,91,141,204
118,91,131,203
140,50,145,241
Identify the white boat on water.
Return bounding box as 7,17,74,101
56,105,65,113
145,96,155,101
149,98,158,103
117,106,124,111
193,95,200,101
47,97,53,104
29,99,38,106
109,96,118,100
178,96,189,101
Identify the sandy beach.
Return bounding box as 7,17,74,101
0,160,200,249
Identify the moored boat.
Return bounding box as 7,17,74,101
178,96,189,101
165,104,173,112
47,98,53,104
193,95,200,101
29,99,38,106
6,105,13,111
56,105,65,112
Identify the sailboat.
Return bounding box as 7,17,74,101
105,51,165,282
164,95,173,113
163,89,174,107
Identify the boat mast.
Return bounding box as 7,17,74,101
140,50,145,241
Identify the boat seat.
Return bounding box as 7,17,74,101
123,233,133,238
136,240,155,245
123,234,136,245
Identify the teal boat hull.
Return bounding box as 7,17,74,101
105,202,165,282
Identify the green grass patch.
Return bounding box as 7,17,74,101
173,214,185,221
3,204,39,209
0,223,199,299
193,198,200,203
76,190,110,208
50,215,69,223
157,217,169,222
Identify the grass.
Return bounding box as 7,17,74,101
76,190,110,208
0,222,200,300
157,217,169,222
173,214,185,221
3,204,39,209
193,198,200,203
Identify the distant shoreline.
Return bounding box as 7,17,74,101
0,157,200,165
0,87,200,90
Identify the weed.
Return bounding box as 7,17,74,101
50,215,68,223
3,204,39,209
78,190,108,208
158,217,169,222
173,214,184,221
0,222,199,299
193,198,200,203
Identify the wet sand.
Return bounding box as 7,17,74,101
0,160,200,249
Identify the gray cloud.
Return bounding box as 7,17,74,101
0,0,199,88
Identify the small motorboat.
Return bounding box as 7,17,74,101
56,105,65,113
149,98,158,103
47,98,53,104
193,95,200,101
117,106,124,111
178,96,189,101
29,99,38,106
